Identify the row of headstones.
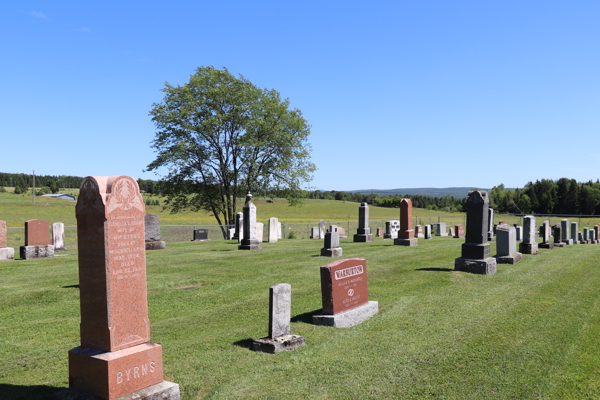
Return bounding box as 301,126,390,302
381,220,465,239
0,219,65,260
538,219,600,248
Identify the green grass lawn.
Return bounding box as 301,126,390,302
1,236,599,399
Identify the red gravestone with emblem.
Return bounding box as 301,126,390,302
455,224,465,238
25,219,50,245
320,258,369,315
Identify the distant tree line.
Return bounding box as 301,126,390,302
0,172,83,190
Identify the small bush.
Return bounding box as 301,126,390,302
287,231,296,239
0,186,6,193
36,186,51,196
14,186,21,194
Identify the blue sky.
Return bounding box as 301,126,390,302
2,1,599,191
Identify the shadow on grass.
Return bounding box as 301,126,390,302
62,284,79,289
415,268,453,272
0,384,64,400
291,309,321,324
232,338,255,349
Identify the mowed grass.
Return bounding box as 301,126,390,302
1,236,600,399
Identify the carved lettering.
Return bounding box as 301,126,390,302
125,368,131,381
141,363,148,375
150,362,156,373
116,371,124,384
134,366,140,378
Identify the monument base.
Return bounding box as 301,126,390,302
312,301,379,328
539,242,554,249
436,233,448,237
353,234,373,243
145,241,166,250
417,234,424,238
320,248,343,257
519,242,538,255
383,233,393,239
561,239,574,245
454,257,496,275
495,252,522,264
67,343,165,400
238,239,261,250
0,247,15,260
251,334,305,353
552,242,566,248
20,245,54,259
394,238,417,246
55,381,180,400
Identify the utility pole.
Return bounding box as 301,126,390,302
32,170,35,204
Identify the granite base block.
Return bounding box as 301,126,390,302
562,239,574,245
552,242,566,248
394,238,417,246
312,301,379,328
55,381,180,400
320,248,343,257
539,243,554,249
417,234,424,238
519,242,538,255
20,245,54,259
454,257,496,275
238,239,261,250
353,234,373,243
145,241,166,250
0,247,15,260
383,233,392,239
251,334,305,353
495,252,522,265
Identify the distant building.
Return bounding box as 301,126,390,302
41,193,76,201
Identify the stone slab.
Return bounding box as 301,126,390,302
251,334,305,353
20,244,54,259
55,380,180,400
269,283,291,338
0,247,15,260
320,247,343,257
394,238,417,246
552,242,566,248
25,219,50,246
144,215,160,242
320,258,369,315
53,222,66,251
454,257,496,275
519,242,538,255
312,301,379,328
145,241,166,250
495,252,522,264
538,243,554,249
353,234,373,242
562,239,573,245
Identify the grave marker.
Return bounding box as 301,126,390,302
192,229,208,241
384,220,400,239
395,199,417,246
436,222,448,236
487,208,494,241
539,220,554,249
239,193,261,250
145,214,165,250
268,217,279,243
454,224,465,238
20,219,54,259
321,231,343,257
519,215,538,254
0,220,14,261
52,222,65,251
495,224,522,264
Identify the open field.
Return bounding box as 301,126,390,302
1,236,600,399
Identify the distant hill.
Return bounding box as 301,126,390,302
348,187,491,199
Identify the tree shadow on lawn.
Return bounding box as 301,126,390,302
415,267,453,272
232,338,255,350
0,383,64,400
291,309,321,324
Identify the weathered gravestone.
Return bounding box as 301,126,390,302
395,199,417,246
337,226,346,238
519,215,538,254
552,225,566,247
20,219,54,259
145,214,165,250
56,176,179,400
313,258,379,328
454,224,465,238
384,220,400,239
252,283,305,353
578,231,584,244
561,219,573,245
455,191,496,275
0,220,15,261
376,227,384,237
239,193,261,250
539,220,554,249
320,219,325,240
424,224,432,239
448,227,454,236
571,222,579,244
227,228,235,240
591,228,597,244
415,225,424,238
353,203,373,242
583,227,590,244
321,230,343,257
234,212,243,241
514,225,522,241
52,222,66,251
595,225,600,243
192,229,208,241
277,221,282,239
487,208,495,241
256,222,264,243
436,222,448,236
311,227,320,239
268,217,279,243
495,224,522,264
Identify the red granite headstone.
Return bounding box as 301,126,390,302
320,258,369,315
455,224,465,238
0,220,7,248
595,225,599,241
25,219,50,246
376,227,384,237
415,225,422,236
67,176,165,399
397,199,414,239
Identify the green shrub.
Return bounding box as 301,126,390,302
36,186,51,196
14,186,21,194
0,186,6,193
287,231,296,239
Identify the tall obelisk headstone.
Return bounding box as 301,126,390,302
455,191,496,275
58,176,179,400
394,199,417,246
239,193,261,250
353,202,373,242
519,215,538,254
0,220,14,260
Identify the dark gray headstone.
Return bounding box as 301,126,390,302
193,229,208,241
145,214,161,242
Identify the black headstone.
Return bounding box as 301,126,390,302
462,190,489,259
193,229,208,241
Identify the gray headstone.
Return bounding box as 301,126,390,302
584,227,589,241
321,231,342,257
319,219,325,239
277,221,282,239
496,224,516,257
424,224,432,239
328,224,337,233
436,222,447,236
268,217,278,243
578,231,583,242
52,222,65,251
144,214,160,242
353,203,373,242
553,225,562,244
239,193,260,250
311,227,320,239
515,226,522,241
228,228,235,240
561,219,569,242
543,221,550,243
193,229,208,240
523,216,536,243
268,283,291,339
571,222,578,242
235,212,243,241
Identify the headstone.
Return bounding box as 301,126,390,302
277,221,282,239
415,225,424,238
256,222,264,242
583,227,590,244
312,258,379,328
384,220,400,239
578,231,584,243
0,220,15,261
395,199,417,246
252,283,305,353
595,225,600,243
424,224,432,239
268,217,279,243
376,227,384,237
193,229,208,241
57,175,179,400
539,220,554,249
337,227,346,238
454,224,465,238
591,229,597,243
514,225,522,241
519,215,538,254
552,225,566,247
560,219,573,245
145,214,166,250
227,228,235,240
495,224,522,264
571,222,579,244
20,219,54,259
455,191,496,275
52,222,66,251
311,227,320,239
448,227,454,236
321,231,343,257
487,208,494,241
239,193,261,250
353,203,373,242
234,212,243,241
436,222,448,236
328,224,337,233
319,219,325,240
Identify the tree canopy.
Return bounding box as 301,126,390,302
146,66,315,235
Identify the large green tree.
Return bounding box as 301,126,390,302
146,66,315,237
